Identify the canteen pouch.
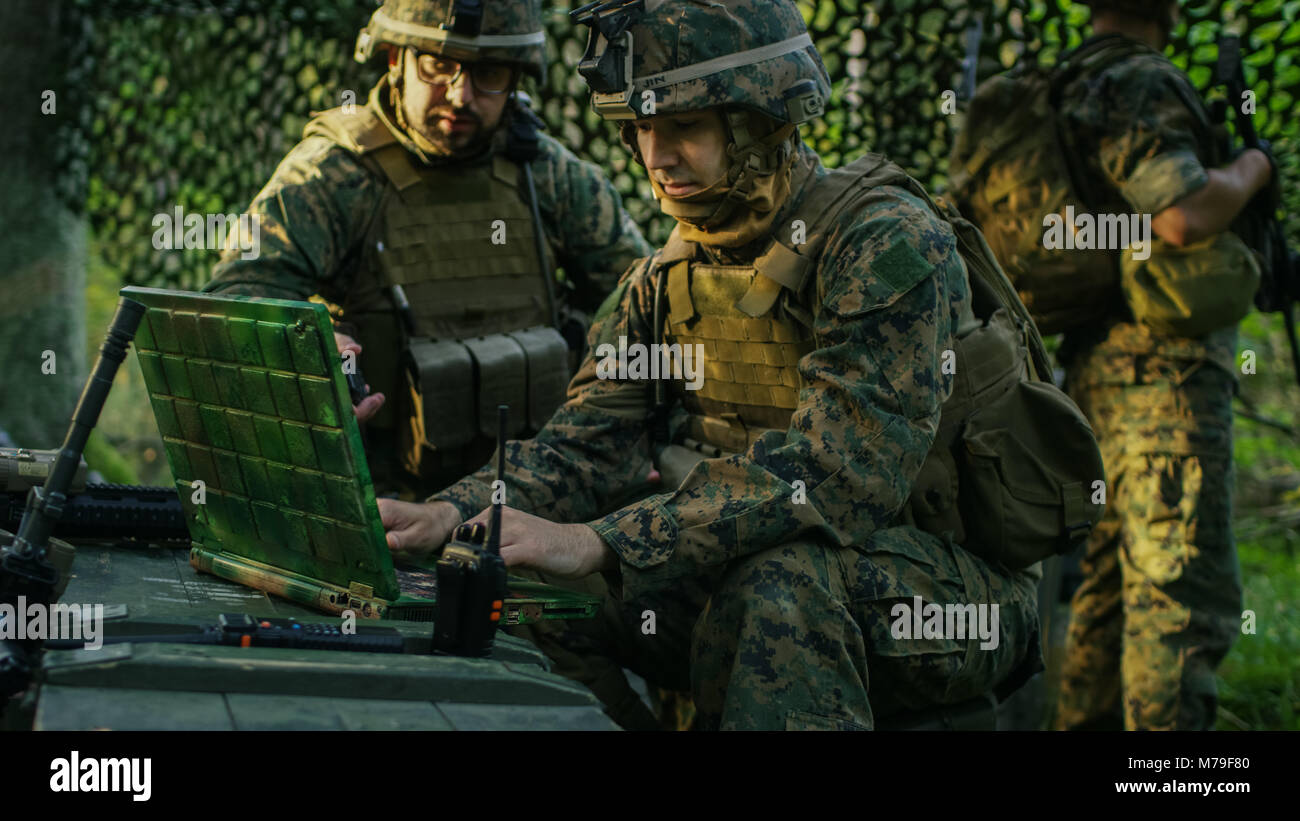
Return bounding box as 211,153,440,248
508,327,571,430
1121,230,1261,338
956,379,1105,570
462,335,529,439
905,307,1023,548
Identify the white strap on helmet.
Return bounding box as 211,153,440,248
635,33,814,90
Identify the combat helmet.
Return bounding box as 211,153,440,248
571,1,831,235
570,0,829,124
355,0,547,82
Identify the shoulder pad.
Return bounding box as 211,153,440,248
782,153,911,255
303,106,397,156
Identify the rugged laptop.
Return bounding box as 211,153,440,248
121,286,599,625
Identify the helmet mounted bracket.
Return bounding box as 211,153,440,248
446,0,484,38
783,79,826,124
572,0,646,120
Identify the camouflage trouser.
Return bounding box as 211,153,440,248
1055,357,1242,731
504,569,661,732
533,525,1039,730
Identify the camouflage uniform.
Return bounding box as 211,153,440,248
203,0,650,500
204,93,647,327
203,0,652,730
435,0,1040,730
1051,31,1243,730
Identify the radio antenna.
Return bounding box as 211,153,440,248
488,405,507,557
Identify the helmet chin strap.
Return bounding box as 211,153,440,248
653,109,798,237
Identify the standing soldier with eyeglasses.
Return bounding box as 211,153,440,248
205,0,651,502
203,0,659,732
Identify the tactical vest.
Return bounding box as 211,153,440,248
657,248,814,454
653,155,1106,571
304,106,570,482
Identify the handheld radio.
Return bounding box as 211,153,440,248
431,405,509,656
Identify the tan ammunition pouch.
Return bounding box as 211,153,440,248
304,105,560,480
653,154,1106,571
1120,230,1261,338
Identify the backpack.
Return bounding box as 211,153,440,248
658,154,1107,571
947,37,1150,335
882,168,1105,570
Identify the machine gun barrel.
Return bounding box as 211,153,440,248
8,298,146,564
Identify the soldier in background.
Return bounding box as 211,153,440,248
379,0,1044,730
204,0,650,501
204,0,656,730
955,0,1275,729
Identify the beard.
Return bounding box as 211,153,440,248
409,106,493,157
432,108,484,151
389,76,497,161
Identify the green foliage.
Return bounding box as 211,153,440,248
1216,537,1300,730
57,0,1300,282
61,0,378,290
1218,311,1300,730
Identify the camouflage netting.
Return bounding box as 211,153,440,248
58,0,1300,288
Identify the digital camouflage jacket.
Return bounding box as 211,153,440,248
435,143,970,600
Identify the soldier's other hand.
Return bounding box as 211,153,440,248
354,392,385,423
334,332,386,422
335,331,362,358
465,506,614,579
380,499,462,562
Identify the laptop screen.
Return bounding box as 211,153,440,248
121,287,400,601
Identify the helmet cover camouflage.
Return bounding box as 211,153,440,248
572,0,830,123
356,0,547,82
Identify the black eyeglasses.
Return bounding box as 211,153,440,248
414,52,517,95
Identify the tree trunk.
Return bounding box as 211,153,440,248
0,0,88,449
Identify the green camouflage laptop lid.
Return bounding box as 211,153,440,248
124,286,599,624
122,287,402,603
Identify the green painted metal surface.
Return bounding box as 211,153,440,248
25,542,618,730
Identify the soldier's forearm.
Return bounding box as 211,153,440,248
1153,149,1273,246
202,271,316,301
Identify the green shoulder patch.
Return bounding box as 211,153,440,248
823,215,938,316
